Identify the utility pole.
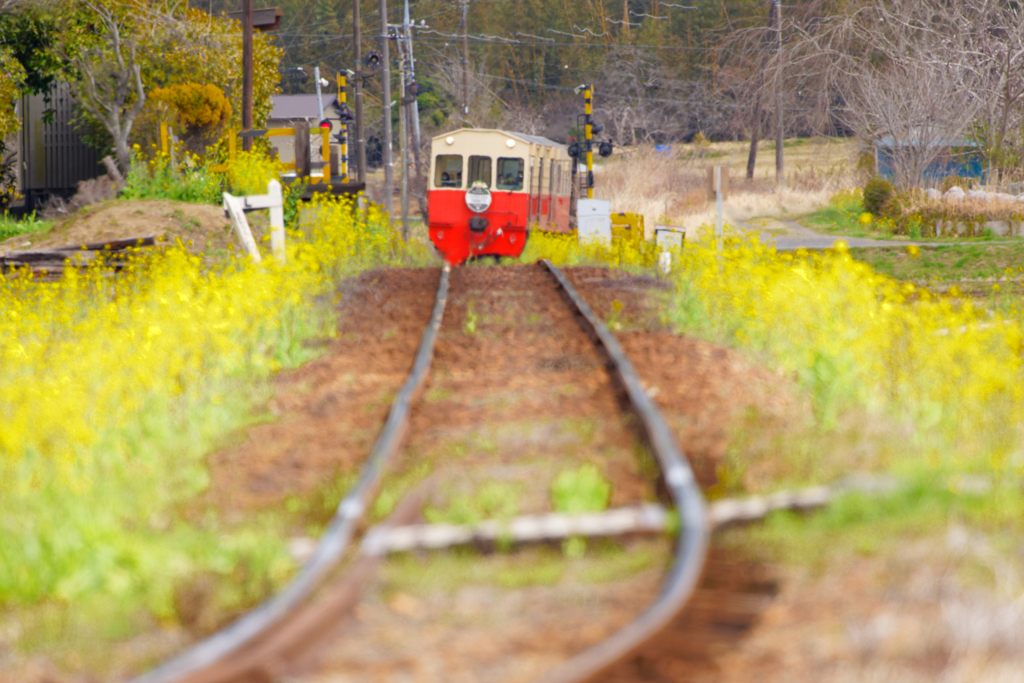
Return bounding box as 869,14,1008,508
398,57,409,239
403,0,422,185
354,0,367,183
460,0,469,120
314,66,325,121
379,0,394,214
773,0,784,185
242,0,253,150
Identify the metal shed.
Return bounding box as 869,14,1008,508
19,81,104,210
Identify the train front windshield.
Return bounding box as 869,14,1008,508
468,156,492,187
496,158,524,191
434,155,463,188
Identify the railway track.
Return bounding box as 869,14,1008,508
129,262,709,683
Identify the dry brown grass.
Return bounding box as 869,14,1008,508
902,195,1024,222
594,138,860,233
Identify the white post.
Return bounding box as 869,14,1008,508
223,193,262,263
267,179,285,263
221,179,286,264
659,251,672,274
715,166,723,251
314,66,325,123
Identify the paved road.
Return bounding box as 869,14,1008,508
728,217,963,250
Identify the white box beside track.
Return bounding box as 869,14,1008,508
577,199,612,243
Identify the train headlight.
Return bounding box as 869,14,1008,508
465,182,492,213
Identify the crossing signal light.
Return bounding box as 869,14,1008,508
567,141,580,158
364,52,382,69
318,119,332,131
598,140,613,158
332,101,355,121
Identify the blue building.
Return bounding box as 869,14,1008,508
875,138,984,185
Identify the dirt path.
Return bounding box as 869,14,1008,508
291,265,666,683
281,265,809,683
202,268,442,517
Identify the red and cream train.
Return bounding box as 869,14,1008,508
427,129,574,264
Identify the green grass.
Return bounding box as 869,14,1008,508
721,467,1024,575
850,243,1024,282
849,243,1024,315
381,538,668,595
800,192,876,238
802,190,1023,242
551,464,612,514
0,211,53,243
424,480,524,525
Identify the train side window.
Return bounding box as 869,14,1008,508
496,157,524,191
434,154,463,188
467,155,492,187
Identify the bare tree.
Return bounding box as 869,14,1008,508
718,1,847,180
498,102,545,135
69,2,146,174
843,59,979,188
592,48,714,145
769,0,986,188
431,54,497,129
957,1,1024,184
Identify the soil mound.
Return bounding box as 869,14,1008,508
0,199,259,257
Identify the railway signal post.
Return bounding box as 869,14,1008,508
569,84,612,203
336,72,349,181
584,84,594,199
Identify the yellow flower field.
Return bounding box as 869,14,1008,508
4,179,1021,643
0,181,421,621
528,229,1024,475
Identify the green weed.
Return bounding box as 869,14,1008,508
121,151,222,204
425,481,523,525
0,211,51,242
463,301,478,335
551,464,612,514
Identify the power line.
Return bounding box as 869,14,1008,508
415,30,737,51
417,57,742,108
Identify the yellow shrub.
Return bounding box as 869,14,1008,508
228,148,283,195
151,82,232,131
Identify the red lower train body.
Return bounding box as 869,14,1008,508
427,189,572,264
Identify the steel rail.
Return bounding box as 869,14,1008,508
128,263,451,683
535,260,710,683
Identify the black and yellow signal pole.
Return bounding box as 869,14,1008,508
584,85,594,199
337,72,348,181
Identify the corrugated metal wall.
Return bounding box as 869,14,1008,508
21,82,103,198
